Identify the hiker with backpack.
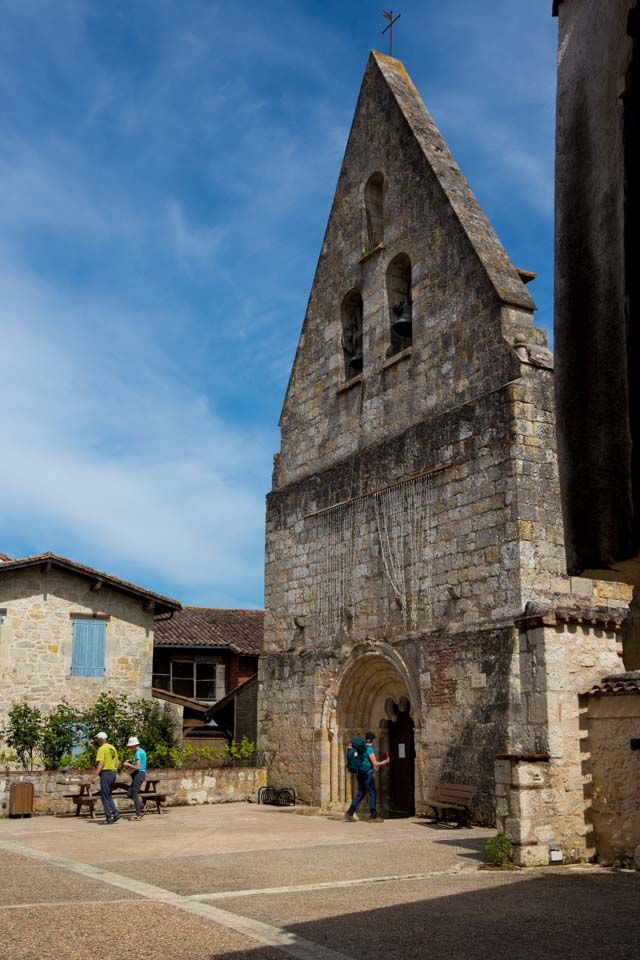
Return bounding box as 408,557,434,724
344,731,389,822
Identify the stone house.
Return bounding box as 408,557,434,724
153,607,262,742
0,552,181,738
259,51,631,861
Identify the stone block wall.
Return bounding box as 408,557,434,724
495,609,627,862
0,766,267,817
495,756,554,866
0,566,155,735
586,689,640,864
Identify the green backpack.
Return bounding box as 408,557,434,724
346,737,370,775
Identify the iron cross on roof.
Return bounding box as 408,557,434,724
382,10,401,57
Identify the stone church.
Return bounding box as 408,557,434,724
259,52,630,861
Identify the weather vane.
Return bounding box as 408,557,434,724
382,10,401,57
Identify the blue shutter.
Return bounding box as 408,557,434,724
71,620,106,676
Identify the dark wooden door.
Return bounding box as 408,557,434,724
387,703,415,816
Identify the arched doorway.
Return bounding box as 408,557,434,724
322,648,419,817
386,697,416,816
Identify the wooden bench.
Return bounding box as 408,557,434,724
63,789,100,818
63,778,167,817
424,782,476,827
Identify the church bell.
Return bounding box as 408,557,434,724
348,331,364,374
392,301,412,338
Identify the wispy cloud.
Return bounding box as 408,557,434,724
0,0,557,602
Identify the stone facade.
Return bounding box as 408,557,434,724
260,51,631,836
495,600,629,864
583,676,640,865
0,563,163,736
553,0,640,578
0,766,267,817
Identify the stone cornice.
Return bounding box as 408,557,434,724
516,599,628,631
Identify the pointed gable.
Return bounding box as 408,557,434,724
371,53,534,312
275,52,541,489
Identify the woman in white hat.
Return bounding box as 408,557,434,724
123,736,147,821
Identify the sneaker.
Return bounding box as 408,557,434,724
343,813,355,822
369,816,385,823
111,813,121,823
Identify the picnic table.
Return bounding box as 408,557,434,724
60,777,166,818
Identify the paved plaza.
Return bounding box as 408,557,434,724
0,804,638,960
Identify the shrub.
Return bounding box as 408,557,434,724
59,750,94,771
484,832,513,866
223,736,257,763
3,703,43,770
41,701,81,769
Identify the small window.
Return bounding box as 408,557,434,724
341,289,364,379
71,619,106,677
364,172,384,251
386,253,413,356
170,659,223,702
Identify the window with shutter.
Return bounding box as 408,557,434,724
71,619,106,677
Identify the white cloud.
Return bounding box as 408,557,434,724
167,199,226,268
0,258,271,606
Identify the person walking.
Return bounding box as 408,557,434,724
91,732,120,824
344,731,389,823
123,736,147,821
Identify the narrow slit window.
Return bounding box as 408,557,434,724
364,172,384,251
386,253,413,357
341,289,364,379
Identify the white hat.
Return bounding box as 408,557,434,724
127,736,140,747
96,732,108,740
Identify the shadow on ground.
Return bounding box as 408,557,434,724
206,870,640,960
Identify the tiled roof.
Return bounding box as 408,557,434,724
0,553,13,562
154,607,263,655
583,672,640,696
0,552,181,614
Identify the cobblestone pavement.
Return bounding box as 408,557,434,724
0,804,638,960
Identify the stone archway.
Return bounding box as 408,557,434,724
320,646,420,815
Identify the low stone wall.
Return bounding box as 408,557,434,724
0,766,267,817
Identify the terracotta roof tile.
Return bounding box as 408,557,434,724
154,607,263,655
583,672,640,696
0,553,13,562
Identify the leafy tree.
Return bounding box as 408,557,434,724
40,701,80,769
4,702,43,770
83,693,134,756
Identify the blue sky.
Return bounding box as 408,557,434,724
0,1,557,608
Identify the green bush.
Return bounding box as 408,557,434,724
3,702,43,770
59,750,94,771
484,832,513,866
223,736,257,763
2,694,259,771
41,701,81,769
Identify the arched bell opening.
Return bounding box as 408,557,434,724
323,650,419,817
341,288,364,379
386,252,413,357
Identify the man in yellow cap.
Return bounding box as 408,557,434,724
91,732,120,824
